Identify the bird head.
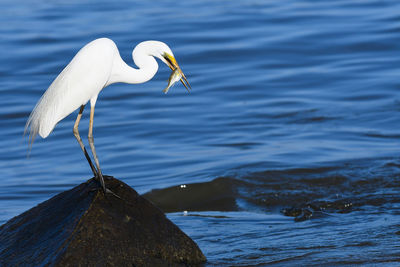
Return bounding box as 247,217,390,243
148,41,191,93
133,41,191,93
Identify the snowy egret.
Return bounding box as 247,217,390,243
25,38,191,193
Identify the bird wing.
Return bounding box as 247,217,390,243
25,39,115,144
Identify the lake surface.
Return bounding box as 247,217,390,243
1,0,400,265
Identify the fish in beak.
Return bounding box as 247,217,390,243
163,68,182,94
163,53,191,93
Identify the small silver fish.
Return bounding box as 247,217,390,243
163,68,182,94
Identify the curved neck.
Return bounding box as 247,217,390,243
106,46,158,86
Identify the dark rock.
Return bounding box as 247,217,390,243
143,177,238,212
0,176,206,266
281,207,303,218
281,198,354,222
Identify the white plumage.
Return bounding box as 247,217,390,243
25,38,183,141
24,37,190,193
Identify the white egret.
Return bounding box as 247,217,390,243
25,38,191,194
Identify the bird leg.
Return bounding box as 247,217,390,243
73,105,98,177
88,105,107,193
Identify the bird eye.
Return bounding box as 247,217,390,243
163,54,173,66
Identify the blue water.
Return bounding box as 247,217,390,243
1,0,400,265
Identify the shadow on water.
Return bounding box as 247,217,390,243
146,157,400,265
144,157,400,220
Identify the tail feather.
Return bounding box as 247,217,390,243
24,97,44,153
24,90,58,151
24,111,39,150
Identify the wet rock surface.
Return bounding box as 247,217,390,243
281,199,354,222
143,177,239,212
0,176,206,266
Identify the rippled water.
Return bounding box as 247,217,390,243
1,0,400,265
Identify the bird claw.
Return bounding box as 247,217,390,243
88,177,121,200
89,186,121,199
105,188,122,199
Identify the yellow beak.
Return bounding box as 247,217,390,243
164,54,191,92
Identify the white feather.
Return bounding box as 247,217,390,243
25,38,177,146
